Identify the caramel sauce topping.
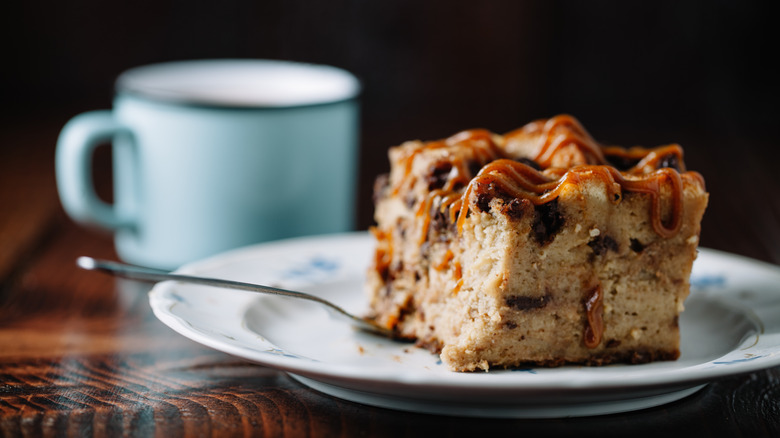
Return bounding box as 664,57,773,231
407,115,705,241
505,114,606,167
583,284,604,349
457,160,694,238
393,129,504,196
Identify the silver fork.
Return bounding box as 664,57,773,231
77,256,394,337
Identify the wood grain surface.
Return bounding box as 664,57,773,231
1,118,779,438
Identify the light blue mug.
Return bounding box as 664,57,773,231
56,59,360,269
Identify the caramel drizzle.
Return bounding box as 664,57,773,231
370,226,393,281
434,249,455,270
407,115,703,244
456,160,692,238
412,129,505,244
510,114,607,167
604,144,687,174
508,114,688,174
393,129,504,196
415,189,464,244
583,284,604,349
452,262,463,295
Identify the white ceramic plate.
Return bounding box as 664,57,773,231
149,232,780,418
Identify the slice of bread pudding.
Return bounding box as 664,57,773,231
366,115,708,371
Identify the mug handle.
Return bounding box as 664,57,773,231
56,110,134,231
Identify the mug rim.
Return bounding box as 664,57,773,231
115,59,361,109
115,91,360,111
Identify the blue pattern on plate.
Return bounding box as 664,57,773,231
511,368,538,374
281,256,340,282
713,355,764,365
690,274,727,288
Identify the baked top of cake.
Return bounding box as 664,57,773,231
367,114,708,371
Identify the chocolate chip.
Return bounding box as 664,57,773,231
426,162,453,190
588,235,619,255
396,219,406,239
396,295,415,324
531,199,565,245
504,321,518,329
606,339,622,348
428,199,455,240
420,241,431,260
502,198,528,220
473,181,499,211
474,181,528,217
430,206,448,231
476,192,492,213
506,295,549,311
387,260,404,283
404,191,417,209
629,238,645,253
378,265,390,284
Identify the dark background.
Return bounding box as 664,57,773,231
2,0,779,262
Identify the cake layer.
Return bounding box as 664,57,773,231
366,115,708,371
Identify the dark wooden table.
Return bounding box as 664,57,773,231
2,116,780,437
